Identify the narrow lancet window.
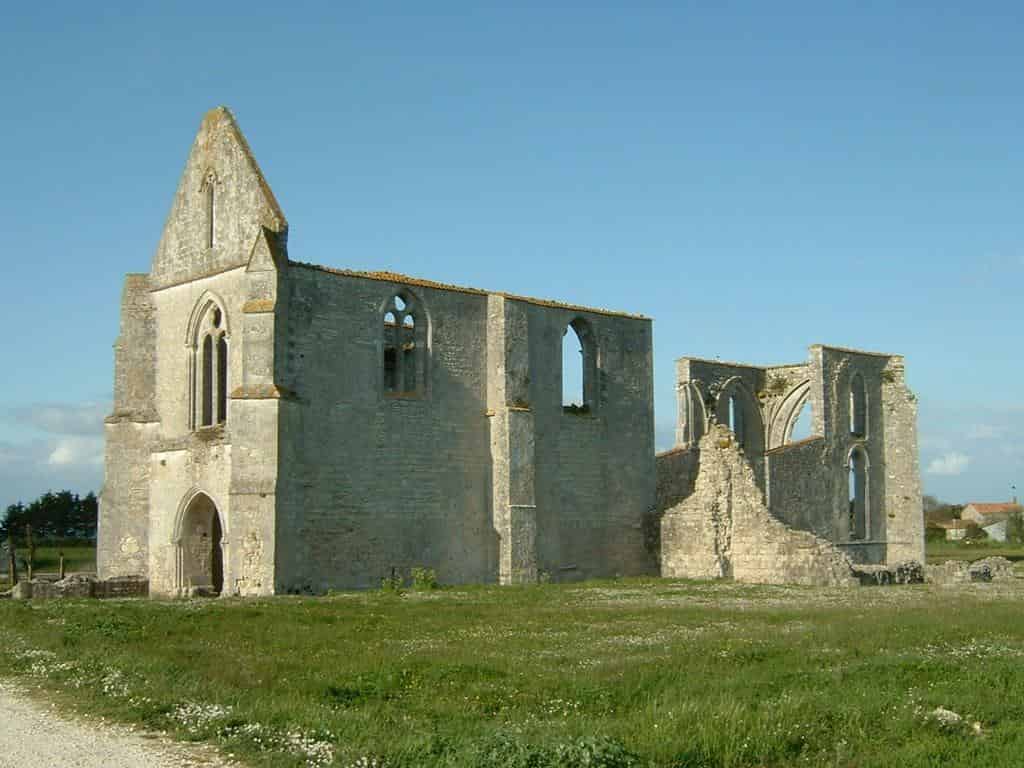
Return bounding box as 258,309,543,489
189,297,229,430
849,448,868,539
204,172,216,249
201,334,213,427
562,324,584,407
217,334,228,424
850,373,867,437
728,394,745,446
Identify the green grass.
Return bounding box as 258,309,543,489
3,579,1024,767
925,538,1024,565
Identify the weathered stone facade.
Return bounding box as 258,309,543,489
99,107,923,595
656,346,924,585
98,108,656,596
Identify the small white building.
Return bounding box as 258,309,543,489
962,502,1021,543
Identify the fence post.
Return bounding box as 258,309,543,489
59,552,66,581
26,524,34,582
7,533,16,586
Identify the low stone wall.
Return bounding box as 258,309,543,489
7,575,149,600
851,561,924,585
925,557,1017,585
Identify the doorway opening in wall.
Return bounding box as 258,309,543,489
177,492,225,596
211,510,224,595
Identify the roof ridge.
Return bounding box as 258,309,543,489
287,261,649,320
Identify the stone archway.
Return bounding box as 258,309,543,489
174,492,225,595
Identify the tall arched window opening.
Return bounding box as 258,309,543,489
561,318,596,412
382,292,424,397
217,334,228,423
201,335,213,427
189,298,229,430
202,171,217,250
849,448,868,539
850,373,867,437
562,324,584,407
715,379,764,458
727,394,745,446
788,400,812,443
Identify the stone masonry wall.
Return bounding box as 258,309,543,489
275,267,495,591
660,426,856,586
765,438,833,538
274,264,657,590
527,302,656,581
880,357,925,563
98,274,158,579
667,345,924,573
102,106,285,597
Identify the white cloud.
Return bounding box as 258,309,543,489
12,402,108,436
967,424,1004,440
47,436,104,467
927,452,970,476
0,402,108,506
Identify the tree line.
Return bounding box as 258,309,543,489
1,490,97,543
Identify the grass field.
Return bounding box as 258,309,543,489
924,539,1024,565
2,577,1024,768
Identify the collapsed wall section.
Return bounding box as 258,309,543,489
658,426,856,586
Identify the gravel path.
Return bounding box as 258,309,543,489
0,682,235,768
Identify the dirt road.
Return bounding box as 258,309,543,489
0,682,233,768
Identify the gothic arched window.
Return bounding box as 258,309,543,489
848,447,869,540
849,372,867,437
189,299,229,429
382,292,424,396
561,317,597,412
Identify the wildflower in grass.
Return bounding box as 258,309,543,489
170,701,233,735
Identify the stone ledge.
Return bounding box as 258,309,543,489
7,575,149,600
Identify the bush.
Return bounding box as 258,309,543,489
410,567,438,591
380,569,404,594
963,522,987,543
1007,511,1024,545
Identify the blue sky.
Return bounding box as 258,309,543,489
2,1,1022,507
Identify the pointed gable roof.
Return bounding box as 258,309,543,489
149,107,288,290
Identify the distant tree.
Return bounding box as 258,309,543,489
0,490,97,543
962,521,986,542
922,495,945,514
1007,510,1024,545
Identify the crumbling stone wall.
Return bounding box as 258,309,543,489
659,426,856,586
660,344,924,582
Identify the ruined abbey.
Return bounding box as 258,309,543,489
98,108,924,596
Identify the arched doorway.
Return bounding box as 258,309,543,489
175,491,225,595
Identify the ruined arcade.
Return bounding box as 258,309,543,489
99,108,923,596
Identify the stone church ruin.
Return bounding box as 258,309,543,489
98,108,923,596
